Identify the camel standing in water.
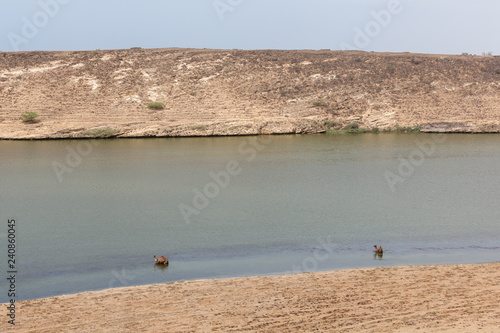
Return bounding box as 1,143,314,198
153,255,169,265
373,245,383,254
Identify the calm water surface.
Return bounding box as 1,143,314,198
0,134,499,301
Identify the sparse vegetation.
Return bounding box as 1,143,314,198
495,69,500,75
386,64,395,73
314,120,342,130
326,122,367,134
191,125,208,131
392,125,421,133
410,58,422,65
312,100,327,107
343,122,359,131
439,57,453,63
371,127,380,133
20,112,39,124
147,102,165,110
81,128,119,138
351,128,367,134
323,120,339,128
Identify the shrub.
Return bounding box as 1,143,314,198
386,64,395,73
312,100,327,107
20,112,39,124
371,127,380,133
326,122,367,134
495,69,500,75
147,102,165,110
81,128,119,138
323,120,339,128
342,122,359,131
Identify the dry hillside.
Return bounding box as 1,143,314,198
0,48,499,139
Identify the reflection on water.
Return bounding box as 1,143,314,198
0,134,499,301
154,264,169,272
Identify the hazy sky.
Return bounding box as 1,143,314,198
1,0,499,54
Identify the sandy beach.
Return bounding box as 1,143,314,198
2,262,499,332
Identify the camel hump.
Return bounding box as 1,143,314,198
154,255,169,264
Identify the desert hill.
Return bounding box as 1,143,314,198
1,48,499,139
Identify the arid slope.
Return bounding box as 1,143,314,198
1,48,499,139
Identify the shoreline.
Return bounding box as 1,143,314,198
1,128,499,141
3,262,499,332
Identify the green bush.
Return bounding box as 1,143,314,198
81,128,119,138
20,112,39,124
147,102,165,110
371,127,380,133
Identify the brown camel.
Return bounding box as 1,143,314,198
153,255,169,265
373,245,383,254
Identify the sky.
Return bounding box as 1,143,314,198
1,0,499,55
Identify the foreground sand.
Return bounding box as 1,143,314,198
3,262,500,332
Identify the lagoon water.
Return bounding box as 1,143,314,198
1,134,499,301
